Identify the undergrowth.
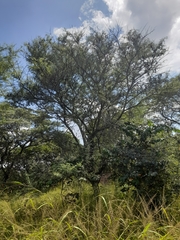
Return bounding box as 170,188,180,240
0,182,180,239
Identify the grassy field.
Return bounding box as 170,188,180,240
0,182,180,239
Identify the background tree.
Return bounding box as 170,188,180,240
0,102,54,183
152,75,180,126
23,130,79,191
7,28,168,196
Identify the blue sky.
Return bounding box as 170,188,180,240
0,0,85,46
1,0,180,73
0,0,109,46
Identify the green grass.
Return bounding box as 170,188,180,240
0,182,180,239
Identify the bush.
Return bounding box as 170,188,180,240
103,123,171,204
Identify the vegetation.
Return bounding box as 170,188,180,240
1,26,180,238
102,123,171,202
6,28,169,195
1,183,180,239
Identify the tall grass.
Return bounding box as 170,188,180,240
0,182,180,239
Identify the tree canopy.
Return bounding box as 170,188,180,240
9,29,167,143
6,28,171,195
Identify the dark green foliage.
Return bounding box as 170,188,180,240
103,123,170,202
0,102,77,190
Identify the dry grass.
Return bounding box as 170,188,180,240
0,183,180,239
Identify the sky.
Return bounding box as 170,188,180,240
1,0,180,74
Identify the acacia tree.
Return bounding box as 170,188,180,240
7,28,168,195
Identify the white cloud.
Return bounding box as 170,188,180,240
104,0,180,73
80,0,95,17
165,17,180,73
102,0,132,28
53,21,91,37
54,26,84,36
53,0,180,73
79,0,132,31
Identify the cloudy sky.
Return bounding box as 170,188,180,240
1,0,180,73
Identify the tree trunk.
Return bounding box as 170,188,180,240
24,170,32,186
92,181,100,199
1,167,10,183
